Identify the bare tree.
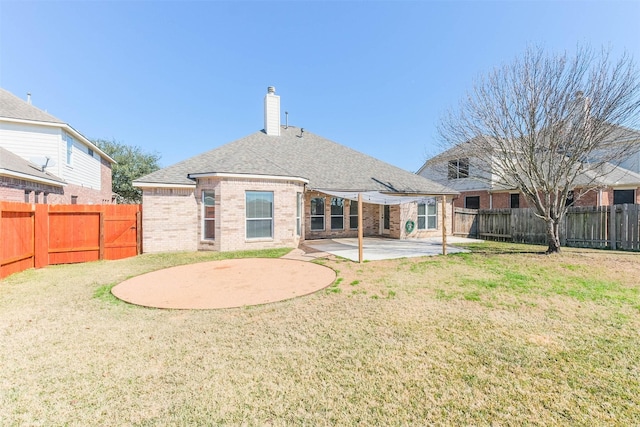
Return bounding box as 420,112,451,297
438,45,640,253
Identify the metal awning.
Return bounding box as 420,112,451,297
314,190,437,205
312,190,451,263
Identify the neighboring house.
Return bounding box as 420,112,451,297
418,126,640,209
0,88,114,204
134,87,458,253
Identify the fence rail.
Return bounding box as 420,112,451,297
1,202,142,279
454,205,640,250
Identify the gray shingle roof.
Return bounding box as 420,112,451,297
0,88,65,123
0,147,66,185
136,126,458,194
577,162,640,187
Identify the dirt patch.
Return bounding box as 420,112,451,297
111,258,336,309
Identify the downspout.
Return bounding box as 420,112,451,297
598,188,603,207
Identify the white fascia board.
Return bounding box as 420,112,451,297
133,181,197,189
63,124,116,164
188,172,309,184
0,168,66,187
0,117,116,164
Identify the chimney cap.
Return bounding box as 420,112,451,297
267,86,276,94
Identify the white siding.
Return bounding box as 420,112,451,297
418,156,493,191
619,149,640,174
62,134,101,189
0,121,101,190
0,122,61,172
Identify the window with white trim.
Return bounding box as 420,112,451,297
296,192,302,236
349,200,358,229
66,133,74,165
330,197,344,230
418,197,437,229
448,158,469,179
246,191,273,239
310,197,325,231
202,191,215,240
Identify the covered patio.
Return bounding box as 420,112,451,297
303,236,483,262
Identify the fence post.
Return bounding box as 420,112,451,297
34,204,49,269
99,211,105,260
621,204,629,250
0,203,3,278
609,205,617,250
136,209,142,255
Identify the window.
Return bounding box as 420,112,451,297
614,189,635,205
418,197,437,229
71,195,78,205
349,200,358,229
465,196,480,209
448,158,469,179
88,148,94,157
510,193,520,209
296,193,302,236
202,191,215,240
24,190,31,203
330,197,344,230
383,205,390,230
246,191,273,239
310,197,325,231
566,190,575,207
66,134,74,165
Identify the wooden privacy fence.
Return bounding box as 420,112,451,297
0,202,142,279
454,205,640,250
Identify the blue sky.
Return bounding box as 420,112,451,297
1,1,639,172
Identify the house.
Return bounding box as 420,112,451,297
0,88,114,204
418,126,640,209
134,87,458,253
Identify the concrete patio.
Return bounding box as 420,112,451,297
302,236,484,262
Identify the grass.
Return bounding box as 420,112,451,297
1,243,639,425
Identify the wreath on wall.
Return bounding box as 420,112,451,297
405,220,415,234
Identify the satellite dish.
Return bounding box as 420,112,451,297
29,156,56,171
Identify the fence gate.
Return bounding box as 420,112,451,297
453,207,478,238
0,203,142,279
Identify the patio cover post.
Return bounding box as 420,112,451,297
358,192,363,263
442,196,447,256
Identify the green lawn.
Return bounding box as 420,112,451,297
1,243,638,425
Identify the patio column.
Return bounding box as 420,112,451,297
358,193,363,263
442,196,447,255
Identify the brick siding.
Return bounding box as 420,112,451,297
141,188,198,253
142,183,457,254
0,158,112,205
197,177,304,252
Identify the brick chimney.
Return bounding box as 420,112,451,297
264,86,280,136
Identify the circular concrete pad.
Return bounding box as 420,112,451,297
111,258,336,309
